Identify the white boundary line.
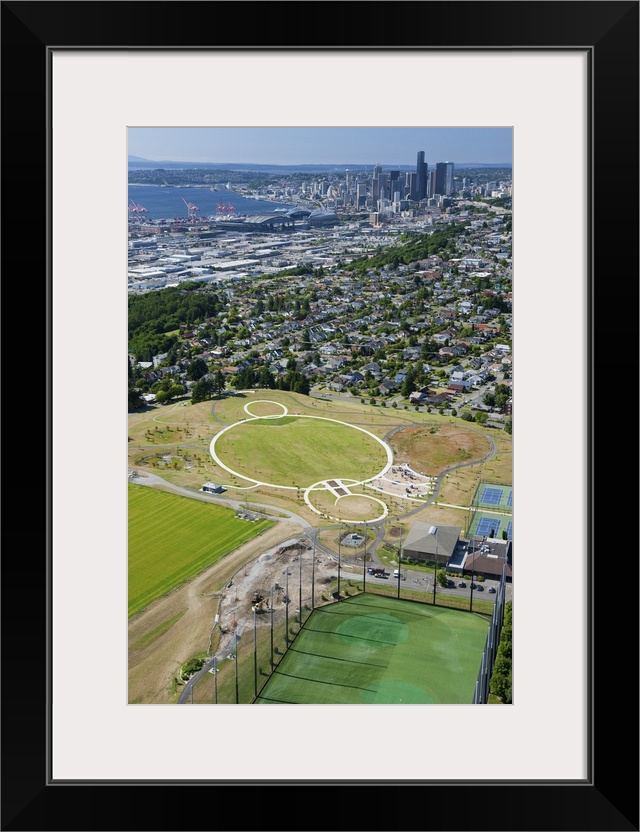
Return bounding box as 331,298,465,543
208,402,393,493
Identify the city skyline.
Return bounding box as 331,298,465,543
128,127,513,167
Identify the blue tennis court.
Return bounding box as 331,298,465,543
506,490,513,507
480,487,503,505
475,517,502,537
506,521,513,540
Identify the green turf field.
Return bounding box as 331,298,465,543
128,483,274,617
213,416,389,486
255,594,489,704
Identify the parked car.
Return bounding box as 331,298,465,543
476,585,484,591
458,581,466,588
488,586,496,593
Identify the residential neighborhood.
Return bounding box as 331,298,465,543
128,172,512,428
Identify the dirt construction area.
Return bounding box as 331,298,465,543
128,520,342,704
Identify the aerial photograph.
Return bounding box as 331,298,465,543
127,127,513,706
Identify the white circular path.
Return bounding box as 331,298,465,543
208,400,393,523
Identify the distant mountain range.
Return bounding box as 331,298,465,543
128,156,511,173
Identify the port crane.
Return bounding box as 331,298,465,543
128,198,149,219
181,196,200,221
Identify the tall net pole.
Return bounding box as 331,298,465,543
270,586,274,669
337,527,342,601
253,606,258,700
397,526,403,599
363,523,367,590
311,541,315,610
298,548,302,625
432,530,438,606
234,630,239,704
470,550,475,613
285,567,289,643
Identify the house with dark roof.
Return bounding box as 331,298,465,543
463,538,512,583
402,522,461,566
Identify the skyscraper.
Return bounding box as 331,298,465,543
434,161,455,196
416,151,428,201
444,161,454,195
434,162,447,196
371,164,383,204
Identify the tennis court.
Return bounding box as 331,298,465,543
474,482,513,511
468,513,513,541
474,517,502,537
255,594,489,704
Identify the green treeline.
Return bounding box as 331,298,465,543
345,222,469,274
128,282,224,362
490,600,512,703
233,365,310,395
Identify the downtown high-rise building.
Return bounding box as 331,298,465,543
415,150,428,201
433,161,455,196
371,164,383,205
444,161,454,195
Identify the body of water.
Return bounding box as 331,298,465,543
128,185,297,221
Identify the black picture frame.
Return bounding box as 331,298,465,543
2,2,638,830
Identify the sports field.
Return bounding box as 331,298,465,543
255,594,489,704
128,484,274,617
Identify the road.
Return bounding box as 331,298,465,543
128,469,313,529
339,560,511,605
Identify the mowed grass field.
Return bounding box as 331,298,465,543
128,484,274,617
256,594,489,704
213,416,389,487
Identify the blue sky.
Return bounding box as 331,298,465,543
127,127,512,166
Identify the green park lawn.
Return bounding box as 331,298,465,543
213,415,389,487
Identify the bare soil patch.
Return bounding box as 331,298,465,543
389,424,491,476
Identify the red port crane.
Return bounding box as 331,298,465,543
181,196,200,221
129,198,149,217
